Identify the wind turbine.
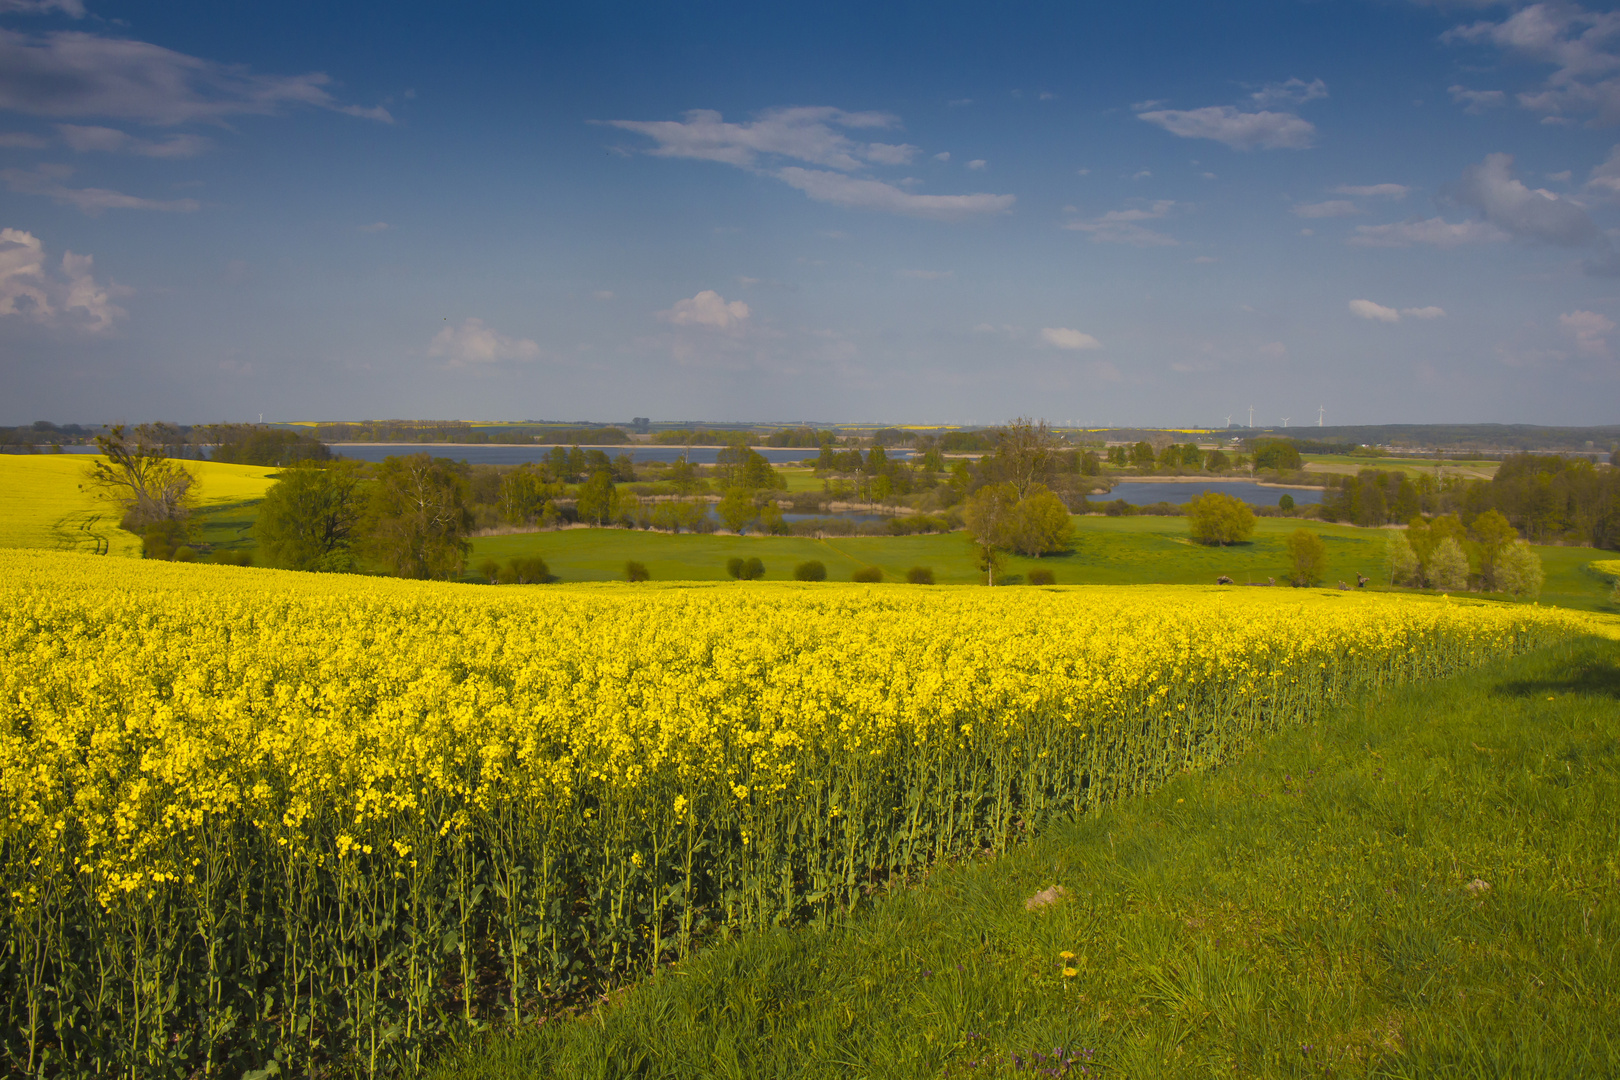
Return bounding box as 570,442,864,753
1223,414,1232,428
1317,406,1324,427
1247,405,1254,428
1281,417,1290,428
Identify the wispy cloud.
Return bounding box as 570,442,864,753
1449,85,1507,114
1349,299,1446,322
897,269,953,279
1333,183,1410,199
1560,309,1615,354
1442,4,1620,125
57,124,208,157
1040,326,1102,350
606,107,1015,220
1250,77,1327,107
0,28,391,125
1138,105,1316,150
1064,199,1180,246
1,163,200,214
1349,217,1507,248
1293,199,1360,218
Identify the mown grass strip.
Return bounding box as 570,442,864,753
431,637,1620,1080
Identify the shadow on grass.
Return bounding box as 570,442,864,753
1493,656,1620,700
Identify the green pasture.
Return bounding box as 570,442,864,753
431,634,1620,1080
1301,454,1499,479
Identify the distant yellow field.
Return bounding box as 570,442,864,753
0,454,279,556
1593,560,1620,580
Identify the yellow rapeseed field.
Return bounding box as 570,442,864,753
0,454,280,557
0,549,1609,1076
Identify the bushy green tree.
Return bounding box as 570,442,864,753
794,560,826,581
717,487,757,533
575,470,618,526
1494,539,1544,598
1252,439,1302,472
1428,536,1470,591
963,481,1019,585
1286,528,1327,587
625,560,650,582
1386,530,1420,586
255,461,363,572
906,566,935,584
1186,491,1255,545
852,565,883,583
1008,484,1074,556
1128,441,1156,468
359,454,473,580
1469,509,1517,589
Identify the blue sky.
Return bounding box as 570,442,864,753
3,0,1619,427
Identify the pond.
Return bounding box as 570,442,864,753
1102,480,1322,507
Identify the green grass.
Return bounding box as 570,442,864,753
1301,454,1500,479
429,636,1620,1080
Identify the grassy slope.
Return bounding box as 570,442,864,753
431,636,1620,1080
0,455,279,558
470,517,1619,613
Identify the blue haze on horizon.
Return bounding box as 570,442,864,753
2,0,1619,428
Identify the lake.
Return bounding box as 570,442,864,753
1102,480,1322,507
327,444,914,465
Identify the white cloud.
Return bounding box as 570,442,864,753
427,318,542,367
0,28,391,124
1138,105,1315,150
1349,299,1447,322
607,106,894,170
56,123,208,157
591,289,615,300
608,107,1015,220
1258,341,1288,358
1250,78,1327,107
1452,152,1596,246
966,158,987,170
897,269,953,279
865,141,919,165
0,0,85,15
1560,308,1614,353
1584,144,1620,199
1349,219,1508,248
356,221,391,233
933,151,950,162
658,289,750,330
1041,327,1102,350
1443,5,1620,124
1065,199,1180,246
2,163,200,214
1293,199,1360,218
1333,183,1411,199
1449,85,1508,114
1349,299,1401,322
0,226,125,331
775,167,1014,220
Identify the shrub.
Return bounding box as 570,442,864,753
1285,528,1327,587
905,566,935,585
742,557,765,581
500,556,549,584
625,560,650,582
1103,499,1133,517
794,560,827,581
726,557,745,579
1027,568,1056,586
477,557,501,583
1429,537,1470,592
1494,540,1544,598
1187,491,1255,545
1278,494,1296,512
852,566,883,583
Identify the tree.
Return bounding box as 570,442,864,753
794,560,827,581
1278,494,1296,513
625,560,650,582
359,454,473,580
963,481,1019,585
575,470,618,525
717,487,757,533
1494,539,1544,598
255,461,364,571
85,424,197,531
1386,530,1420,586
1252,439,1302,472
906,566,935,584
1008,484,1074,556
1286,528,1327,587
500,464,554,525
207,424,330,466
1186,491,1255,545
992,417,1060,497
1205,448,1231,471
1128,441,1155,468
1469,509,1517,589
1428,536,1470,591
